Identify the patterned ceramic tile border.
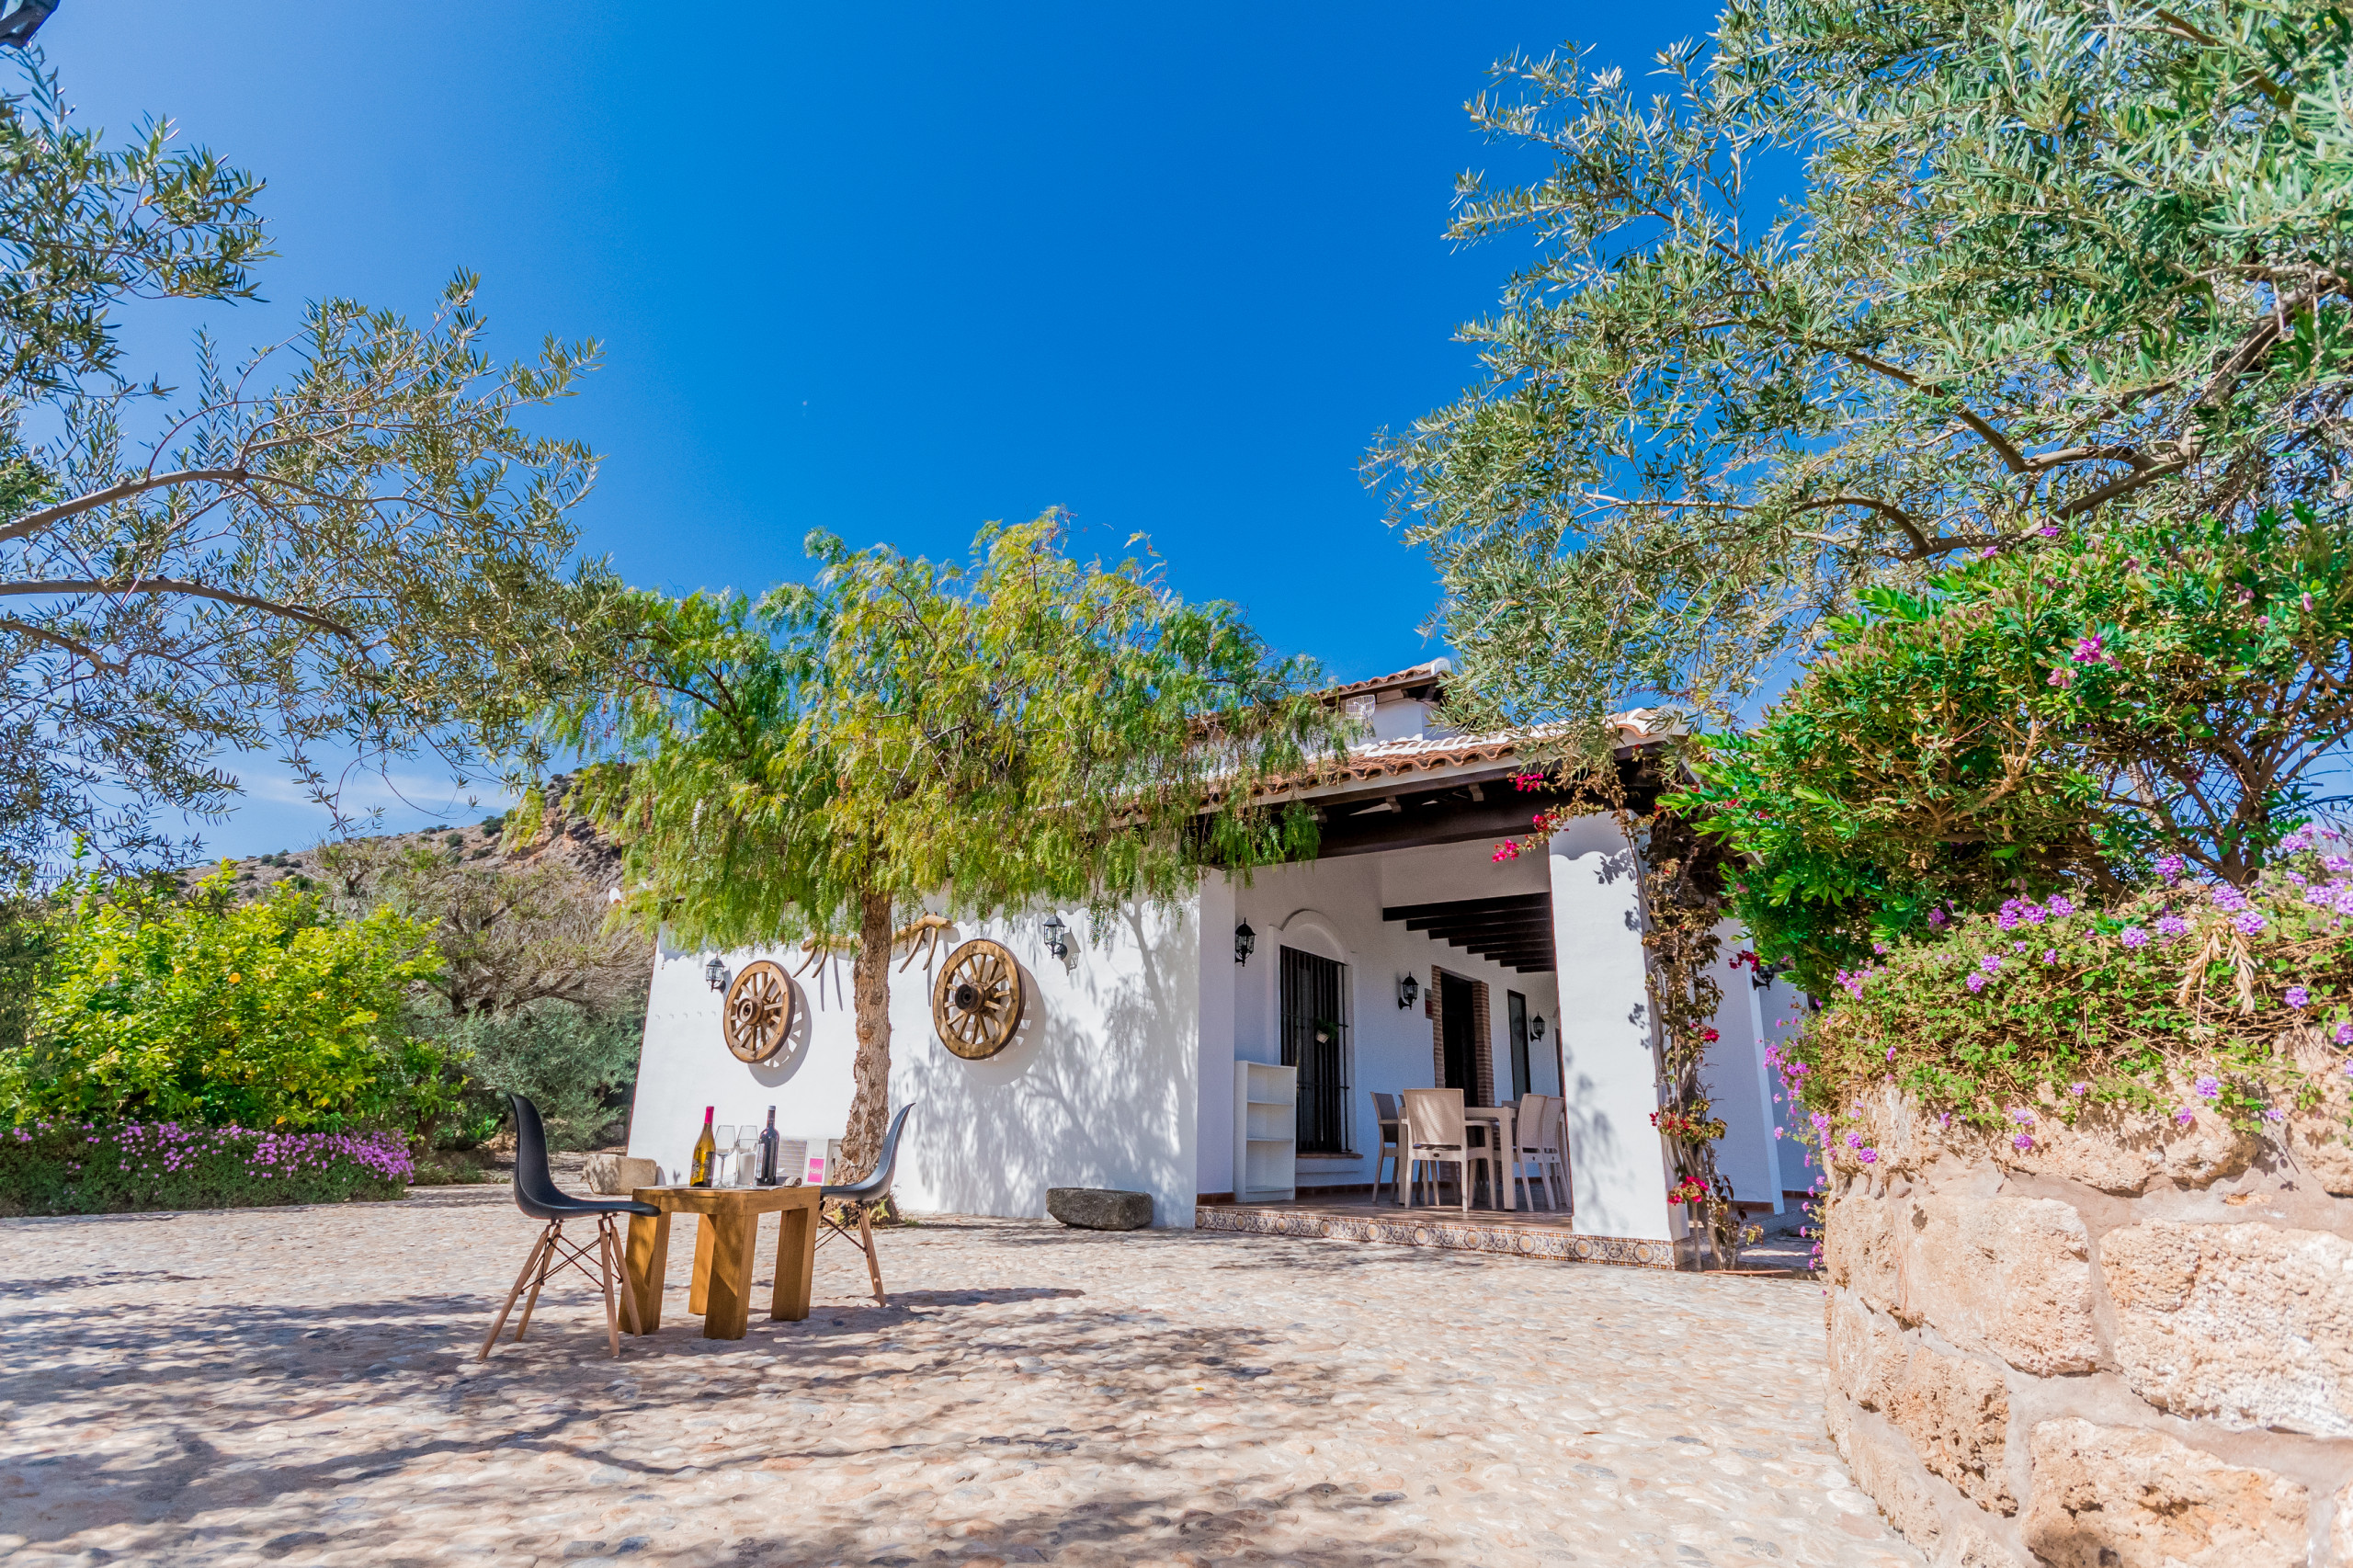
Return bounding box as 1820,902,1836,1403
1195,1203,1676,1268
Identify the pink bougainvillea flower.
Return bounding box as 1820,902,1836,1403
2234,910,2267,936
1859,1148,1879,1165
2012,1133,2035,1152
2155,914,2188,939
2337,1021,2353,1047
2156,854,2186,882
1981,954,2003,972
2194,1074,2222,1099
2069,1081,2090,1095
2174,1107,2196,1126
2120,926,2149,949
1966,972,1987,994
2045,893,2075,918
2287,985,2311,1009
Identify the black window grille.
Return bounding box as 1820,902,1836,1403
1279,945,1349,1153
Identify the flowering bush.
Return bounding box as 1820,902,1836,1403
0,867,449,1131
1668,507,2353,994
1779,828,2353,1141
0,1119,411,1216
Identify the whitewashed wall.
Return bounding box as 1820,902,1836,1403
1545,817,1676,1243
626,896,1207,1227
1703,918,1786,1211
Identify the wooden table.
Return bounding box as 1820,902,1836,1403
623,1184,820,1340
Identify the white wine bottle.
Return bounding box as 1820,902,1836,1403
689,1106,716,1187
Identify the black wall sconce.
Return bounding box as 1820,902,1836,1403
1233,919,1256,966
1530,1014,1548,1040
1041,913,1069,960
704,955,732,993
1396,972,1420,1009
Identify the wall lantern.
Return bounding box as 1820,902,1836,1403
1530,1014,1548,1040
1041,913,1069,960
1396,972,1420,1009
1233,919,1256,966
704,955,733,994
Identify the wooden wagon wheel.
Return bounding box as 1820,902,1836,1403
722,960,795,1063
931,938,1024,1060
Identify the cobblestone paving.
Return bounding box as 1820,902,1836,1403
0,1189,1919,1568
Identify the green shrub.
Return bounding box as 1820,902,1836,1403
0,1120,411,1216
1670,508,2353,993
2,867,449,1131
411,997,643,1150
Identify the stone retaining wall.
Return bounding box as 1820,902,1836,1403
1822,1062,2353,1566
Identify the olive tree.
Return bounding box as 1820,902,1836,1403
0,51,613,874
1374,0,2353,754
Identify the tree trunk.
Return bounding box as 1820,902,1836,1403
839,885,895,1182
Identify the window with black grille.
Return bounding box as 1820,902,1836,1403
1279,945,1349,1153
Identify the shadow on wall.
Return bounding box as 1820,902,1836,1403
748,972,817,1089
895,904,1198,1222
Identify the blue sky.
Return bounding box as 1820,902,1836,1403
59,3,1723,856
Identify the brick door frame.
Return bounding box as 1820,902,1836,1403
1428,966,1495,1106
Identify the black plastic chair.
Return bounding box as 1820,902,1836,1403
479,1094,661,1360
818,1103,915,1306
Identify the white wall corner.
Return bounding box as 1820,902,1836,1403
1547,827,1675,1243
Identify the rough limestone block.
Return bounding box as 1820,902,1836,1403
584,1153,661,1195
1886,1340,2016,1516
2286,1114,2353,1197
2102,1219,2353,1437
1898,1192,2100,1376
1934,1521,2029,1568
1046,1187,1153,1231
1837,1081,2258,1194
1825,1393,1950,1551
2024,1418,2308,1568
1824,1183,1905,1314
1828,1289,1911,1413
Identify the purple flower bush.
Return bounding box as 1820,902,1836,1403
0,1120,412,1217
1775,828,2353,1147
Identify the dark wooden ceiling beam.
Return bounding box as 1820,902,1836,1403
1381,892,1550,924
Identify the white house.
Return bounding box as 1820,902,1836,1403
621,661,1815,1264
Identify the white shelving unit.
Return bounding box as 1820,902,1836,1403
1234,1061,1297,1203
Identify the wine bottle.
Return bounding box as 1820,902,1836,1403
756,1107,780,1187
689,1105,716,1187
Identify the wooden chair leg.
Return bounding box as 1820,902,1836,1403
479,1226,554,1361
857,1205,887,1306
596,1220,624,1358
513,1221,560,1342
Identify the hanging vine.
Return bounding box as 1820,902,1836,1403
1495,751,1761,1269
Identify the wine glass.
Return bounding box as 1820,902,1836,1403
712,1124,735,1185
733,1131,756,1187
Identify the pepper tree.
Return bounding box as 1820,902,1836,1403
555,515,1344,1176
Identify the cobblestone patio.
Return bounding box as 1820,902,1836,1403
0,1188,1917,1568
